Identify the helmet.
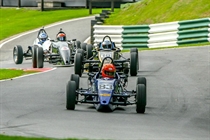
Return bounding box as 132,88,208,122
101,64,116,78
57,33,66,41
102,40,112,49
39,33,48,43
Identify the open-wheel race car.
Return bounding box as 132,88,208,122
74,35,139,77
13,28,81,68
66,56,147,113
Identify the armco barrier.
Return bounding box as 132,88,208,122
93,18,210,49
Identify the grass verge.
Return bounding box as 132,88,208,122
0,8,105,40
0,69,39,80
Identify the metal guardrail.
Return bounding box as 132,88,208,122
93,18,210,49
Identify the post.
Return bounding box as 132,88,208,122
111,0,114,12
89,0,92,14
1,0,3,7
41,0,44,11
18,0,21,7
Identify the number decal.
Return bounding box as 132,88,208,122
98,83,113,90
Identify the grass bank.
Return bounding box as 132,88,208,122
0,8,104,40
105,0,210,25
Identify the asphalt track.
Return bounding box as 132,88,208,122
0,16,210,140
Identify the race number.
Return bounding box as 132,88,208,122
98,83,113,90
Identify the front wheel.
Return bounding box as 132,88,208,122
13,45,23,64
37,47,44,68
66,81,76,110
136,84,146,113
70,74,80,104
32,45,38,68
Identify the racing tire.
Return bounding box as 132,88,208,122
70,74,80,90
130,48,139,70
32,45,38,68
136,77,147,105
81,43,87,51
13,45,23,64
66,81,76,110
76,41,81,49
130,52,138,76
86,44,93,59
37,47,44,68
74,53,83,77
70,74,80,104
136,77,146,86
77,49,84,61
136,84,146,113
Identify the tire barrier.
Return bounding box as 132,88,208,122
93,18,210,49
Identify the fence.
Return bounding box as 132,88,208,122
93,18,210,49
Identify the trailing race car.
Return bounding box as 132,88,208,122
66,56,147,113
13,28,81,68
74,35,139,77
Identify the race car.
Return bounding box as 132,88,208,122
74,35,139,77
66,56,147,113
13,28,81,68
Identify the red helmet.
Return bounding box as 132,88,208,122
57,33,66,41
101,64,116,78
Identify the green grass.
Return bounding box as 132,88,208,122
105,0,210,25
0,8,105,40
0,69,39,80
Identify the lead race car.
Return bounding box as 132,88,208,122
13,28,81,68
74,35,139,77
66,56,147,113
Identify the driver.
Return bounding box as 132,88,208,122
38,32,48,45
101,64,116,78
56,33,66,41
100,40,112,50
56,28,67,41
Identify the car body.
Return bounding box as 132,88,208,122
74,35,139,77
66,56,147,113
13,28,81,68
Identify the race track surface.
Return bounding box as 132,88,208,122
0,16,209,140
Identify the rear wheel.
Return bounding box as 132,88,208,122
81,43,87,51
86,44,93,59
13,45,23,64
77,49,84,60
130,48,139,70
136,84,146,113
130,52,138,76
66,81,76,110
76,41,81,49
74,53,83,77
32,45,38,68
